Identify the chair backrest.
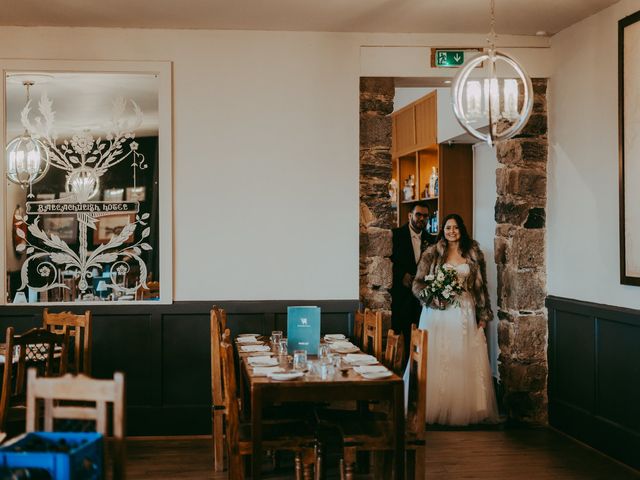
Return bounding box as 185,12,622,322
363,309,383,359
383,329,404,374
0,327,69,432
406,326,428,439
26,368,126,479
220,331,244,478
42,308,92,375
353,309,365,349
210,306,227,410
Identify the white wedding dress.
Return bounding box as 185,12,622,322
404,263,499,425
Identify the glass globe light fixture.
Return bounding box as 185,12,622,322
65,167,100,202
5,81,50,193
6,134,50,188
450,0,534,146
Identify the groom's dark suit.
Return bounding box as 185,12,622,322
391,224,435,349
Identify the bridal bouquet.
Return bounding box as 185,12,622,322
418,264,464,309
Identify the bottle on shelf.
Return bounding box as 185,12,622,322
428,167,437,198
434,168,439,196
402,175,415,201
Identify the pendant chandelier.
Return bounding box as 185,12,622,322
451,0,533,146
6,81,50,196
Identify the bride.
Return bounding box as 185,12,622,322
409,213,498,425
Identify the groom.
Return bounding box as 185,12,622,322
391,201,436,357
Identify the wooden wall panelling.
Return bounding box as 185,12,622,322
393,105,417,156
439,143,473,235
546,296,640,470
414,92,437,148
0,300,358,436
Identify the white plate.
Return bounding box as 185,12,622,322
237,337,264,344
354,365,388,374
248,356,279,366
360,370,393,379
240,345,271,352
331,346,360,354
344,354,378,365
268,371,304,381
324,334,346,342
238,333,260,337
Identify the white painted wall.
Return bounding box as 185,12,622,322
0,26,550,302
549,0,640,309
473,143,499,375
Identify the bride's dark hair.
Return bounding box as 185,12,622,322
437,213,472,254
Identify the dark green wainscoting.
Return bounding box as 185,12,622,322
547,296,640,470
0,299,358,436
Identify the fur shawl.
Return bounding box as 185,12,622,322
411,239,493,325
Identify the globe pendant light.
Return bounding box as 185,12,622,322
451,0,533,146
6,81,49,196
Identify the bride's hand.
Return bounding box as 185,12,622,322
431,298,448,310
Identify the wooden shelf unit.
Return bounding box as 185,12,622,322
391,90,474,235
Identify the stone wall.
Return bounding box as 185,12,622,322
359,78,394,322
495,79,549,423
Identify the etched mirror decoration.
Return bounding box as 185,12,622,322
4,68,169,304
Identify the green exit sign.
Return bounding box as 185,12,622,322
434,49,465,67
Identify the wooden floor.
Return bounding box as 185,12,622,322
125,427,640,479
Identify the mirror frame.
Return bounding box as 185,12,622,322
0,59,173,305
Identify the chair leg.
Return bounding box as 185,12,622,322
302,447,316,480
414,445,425,480
315,443,323,480
406,449,416,480
295,452,303,480
213,410,224,472
343,446,357,480
372,451,385,480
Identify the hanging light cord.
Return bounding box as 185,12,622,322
487,0,497,51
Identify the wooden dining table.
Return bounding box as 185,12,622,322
237,341,405,479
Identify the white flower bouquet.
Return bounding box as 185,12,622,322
418,264,465,309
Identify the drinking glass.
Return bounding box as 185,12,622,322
293,349,307,370
278,338,288,356
318,344,330,360
270,330,283,351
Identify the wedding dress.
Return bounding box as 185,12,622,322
404,262,499,425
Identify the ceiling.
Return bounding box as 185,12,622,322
0,0,620,36
6,73,159,138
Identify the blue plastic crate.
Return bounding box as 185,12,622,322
0,432,103,480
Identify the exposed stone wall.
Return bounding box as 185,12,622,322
495,79,549,423
359,78,394,324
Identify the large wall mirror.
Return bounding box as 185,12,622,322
1,60,172,305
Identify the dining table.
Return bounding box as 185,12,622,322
237,337,405,479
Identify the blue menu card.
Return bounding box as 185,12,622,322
287,306,321,355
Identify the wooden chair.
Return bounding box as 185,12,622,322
25,368,126,479
0,327,69,434
353,309,365,349
220,338,318,480
210,305,227,472
382,329,404,375
363,309,383,360
338,327,428,479
42,308,92,375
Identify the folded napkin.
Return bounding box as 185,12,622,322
237,336,261,344
329,341,356,349
248,356,279,366
252,366,285,377
240,345,271,352
354,365,388,374
344,354,378,364
324,334,346,341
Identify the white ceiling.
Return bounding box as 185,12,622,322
0,0,620,36
6,73,159,138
